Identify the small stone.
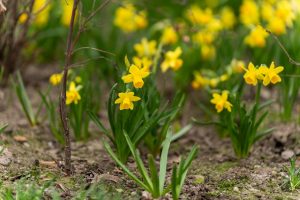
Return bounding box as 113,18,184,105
131,191,136,196
233,186,239,192
142,191,152,199
281,150,294,160
254,165,261,169
193,175,205,184
0,147,12,166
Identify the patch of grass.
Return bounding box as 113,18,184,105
215,161,237,173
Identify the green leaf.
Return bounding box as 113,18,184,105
124,55,130,69
102,140,150,191
171,124,192,142
171,166,178,200
148,154,160,196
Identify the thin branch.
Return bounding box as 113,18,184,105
72,46,115,56
68,56,114,69
265,29,300,66
59,0,79,176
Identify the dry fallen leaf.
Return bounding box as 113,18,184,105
13,135,27,142
39,160,57,168
0,0,6,13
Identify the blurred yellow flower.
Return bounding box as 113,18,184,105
161,47,183,72
132,56,152,70
220,74,229,82
122,65,150,88
193,30,215,45
209,78,219,88
220,7,236,29
243,62,264,86
114,3,147,33
207,18,223,32
201,45,216,60
210,90,232,113
66,81,81,105
18,13,29,24
192,72,209,89
259,62,284,86
186,5,213,25
33,0,51,27
230,59,245,73
275,0,295,27
267,17,286,35
244,25,268,48
49,73,63,86
134,38,157,58
75,76,82,83
261,2,274,21
161,26,178,45
115,91,141,110
61,0,76,26
240,0,260,26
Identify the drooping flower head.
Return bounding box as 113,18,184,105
115,92,141,110
210,90,232,113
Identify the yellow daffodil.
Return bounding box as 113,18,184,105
220,74,229,82
61,0,76,26
220,7,236,29
161,26,178,45
244,25,268,48
239,0,260,26
243,62,264,86
134,38,157,58
191,72,209,89
49,73,63,86
275,0,295,27
115,91,141,110
122,65,150,88
193,30,216,45
132,56,152,70
210,90,232,113
161,47,183,72
258,62,284,86
209,78,219,88
261,2,274,21
114,3,147,33
66,81,81,105
18,13,29,24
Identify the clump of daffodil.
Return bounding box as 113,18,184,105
258,62,284,86
122,64,150,88
161,26,178,45
242,62,284,86
191,72,209,89
161,47,183,72
239,0,260,26
242,62,264,86
210,90,232,113
244,25,268,48
114,3,147,33
114,91,141,110
49,73,63,86
134,38,157,58
66,81,82,105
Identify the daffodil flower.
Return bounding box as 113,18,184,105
210,91,232,113
132,56,152,70
122,65,150,88
115,92,141,110
49,73,63,86
161,47,183,72
243,62,264,86
258,62,284,86
134,38,157,58
66,82,82,105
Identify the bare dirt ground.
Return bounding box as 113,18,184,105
1,69,300,199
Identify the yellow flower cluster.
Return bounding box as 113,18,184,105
241,0,299,47
210,90,232,113
243,62,284,86
114,3,148,33
161,47,183,72
186,5,236,60
161,26,178,45
192,59,245,90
